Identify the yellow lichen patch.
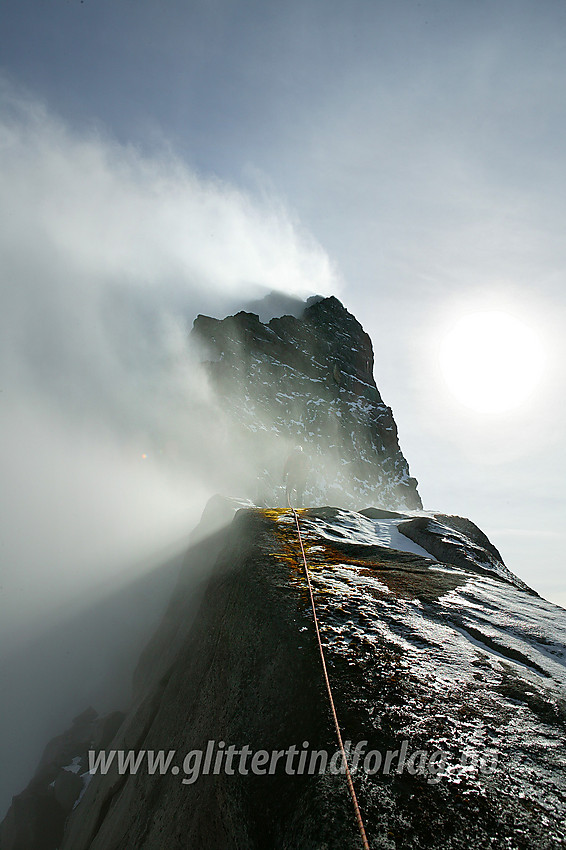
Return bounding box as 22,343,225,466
257,509,308,579
259,508,290,522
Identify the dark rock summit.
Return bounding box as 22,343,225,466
191,296,422,510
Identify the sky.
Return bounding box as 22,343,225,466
1,0,565,593
1,0,566,817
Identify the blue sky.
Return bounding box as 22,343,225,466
1,0,565,607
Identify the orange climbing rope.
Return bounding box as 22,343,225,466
287,497,370,850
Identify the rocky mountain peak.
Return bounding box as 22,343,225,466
3,296,565,850
192,296,422,510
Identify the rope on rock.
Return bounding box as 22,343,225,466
287,496,370,850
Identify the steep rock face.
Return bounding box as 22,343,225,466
191,296,422,510
59,504,566,849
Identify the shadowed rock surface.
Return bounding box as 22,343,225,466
53,505,566,850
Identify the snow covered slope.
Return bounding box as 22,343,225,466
276,506,566,844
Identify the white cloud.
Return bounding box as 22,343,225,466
0,79,337,295
0,81,338,641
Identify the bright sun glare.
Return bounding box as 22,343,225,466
439,311,545,414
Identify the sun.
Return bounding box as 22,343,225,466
439,311,545,414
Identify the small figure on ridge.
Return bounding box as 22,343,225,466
284,445,311,508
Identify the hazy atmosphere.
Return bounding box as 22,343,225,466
1,0,565,821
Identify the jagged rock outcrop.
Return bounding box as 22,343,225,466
55,503,566,849
397,514,536,594
191,296,422,510
0,708,124,850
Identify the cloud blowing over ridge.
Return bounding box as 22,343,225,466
0,81,338,641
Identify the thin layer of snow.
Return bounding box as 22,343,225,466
73,772,94,809
272,505,566,828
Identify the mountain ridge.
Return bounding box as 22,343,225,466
2,298,565,849
52,502,566,849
